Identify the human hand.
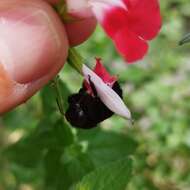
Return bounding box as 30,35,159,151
0,0,96,114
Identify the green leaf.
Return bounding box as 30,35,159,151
58,79,71,110
62,144,95,183
78,128,137,167
41,83,57,116
44,149,71,190
41,78,71,116
44,144,94,190
4,119,74,168
72,157,133,190
53,119,74,147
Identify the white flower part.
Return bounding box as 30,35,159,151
65,0,126,20
82,64,132,120
89,0,126,9
65,0,93,18
89,0,127,22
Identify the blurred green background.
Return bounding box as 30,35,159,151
1,0,190,189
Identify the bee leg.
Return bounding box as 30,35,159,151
88,75,98,97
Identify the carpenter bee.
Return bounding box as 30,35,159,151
65,79,123,129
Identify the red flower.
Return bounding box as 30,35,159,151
66,58,130,129
84,58,117,95
66,0,162,63
82,58,132,120
92,0,161,62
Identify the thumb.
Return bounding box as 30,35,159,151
0,0,68,114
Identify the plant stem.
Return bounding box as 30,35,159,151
67,48,84,74
54,2,85,74
179,33,190,45
54,0,77,23
52,76,65,116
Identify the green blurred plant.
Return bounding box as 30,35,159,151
179,33,190,45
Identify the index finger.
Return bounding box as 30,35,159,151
65,17,97,46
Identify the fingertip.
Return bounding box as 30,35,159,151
45,0,97,46
65,17,97,46
45,0,60,5
0,0,68,114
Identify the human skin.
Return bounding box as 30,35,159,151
0,0,97,114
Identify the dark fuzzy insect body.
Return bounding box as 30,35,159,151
65,82,122,129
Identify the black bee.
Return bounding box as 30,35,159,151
65,79,123,129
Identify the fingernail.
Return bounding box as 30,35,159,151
0,2,61,84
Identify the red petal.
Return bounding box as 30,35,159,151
92,0,161,63
94,58,117,85
84,58,117,95
114,27,148,63
102,7,128,38
123,0,161,40
101,0,161,40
